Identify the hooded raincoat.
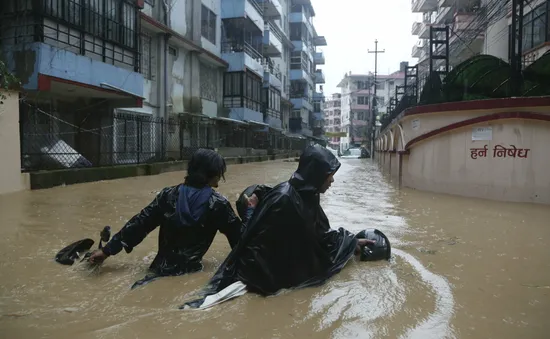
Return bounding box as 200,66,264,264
190,145,359,301
101,185,251,286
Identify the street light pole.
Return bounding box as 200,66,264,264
368,39,385,159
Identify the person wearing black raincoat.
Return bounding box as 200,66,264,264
87,148,257,288
183,145,381,309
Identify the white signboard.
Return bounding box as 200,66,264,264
411,119,420,130
472,127,492,141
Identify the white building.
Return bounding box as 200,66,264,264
411,0,550,74
336,73,372,152
323,93,342,150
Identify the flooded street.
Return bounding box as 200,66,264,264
0,159,549,339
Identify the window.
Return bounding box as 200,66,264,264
377,81,385,90
377,96,385,106
224,72,242,96
201,5,216,44
521,2,548,52
223,72,262,112
262,87,281,119
42,0,138,49
200,63,218,101
357,96,367,105
140,34,154,80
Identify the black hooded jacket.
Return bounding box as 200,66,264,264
195,145,358,298
102,185,250,277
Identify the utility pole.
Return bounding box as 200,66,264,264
368,39,384,159
509,0,524,95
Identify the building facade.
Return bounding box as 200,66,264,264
288,0,326,139
411,0,550,75
1,0,146,168
337,73,372,152
1,0,329,172
335,61,407,152
323,93,341,150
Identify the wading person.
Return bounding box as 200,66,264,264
184,145,388,309
88,148,258,288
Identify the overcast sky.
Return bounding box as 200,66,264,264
312,0,419,95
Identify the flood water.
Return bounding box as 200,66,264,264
0,159,549,339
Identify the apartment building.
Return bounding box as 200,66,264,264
335,61,407,152
336,73,372,152
1,0,146,167
412,0,550,74
288,0,326,139
323,93,342,150
376,65,406,118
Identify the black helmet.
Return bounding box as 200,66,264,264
356,229,391,262
235,184,272,220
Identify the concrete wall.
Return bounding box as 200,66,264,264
0,91,29,195
376,98,550,204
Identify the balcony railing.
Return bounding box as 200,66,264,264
265,21,283,42
263,61,282,80
221,41,263,60
248,0,264,16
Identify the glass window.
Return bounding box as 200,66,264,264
201,5,216,44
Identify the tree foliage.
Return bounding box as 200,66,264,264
0,58,20,104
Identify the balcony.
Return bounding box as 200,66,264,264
258,0,282,18
351,103,370,111
418,23,430,39
289,11,313,32
412,42,428,58
411,0,438,13
313,35,327,46
314,51,325,65
412,22,422,35
313,91,324,101
263,22,283,57
263,62,282,89
449,14,484,63
222,42,264,78
435,5,453,25
290,69,313,85
292,40,314,61
221,0,264,31
314,69,325,84
290,96,313,112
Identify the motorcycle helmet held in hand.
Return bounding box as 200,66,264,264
235,184,271,220
355,228,391,262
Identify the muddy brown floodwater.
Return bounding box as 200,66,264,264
0,159,549,339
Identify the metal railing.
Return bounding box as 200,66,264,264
262,61,282,79
20,110,305,172
248,0,264,16
221,41,263,60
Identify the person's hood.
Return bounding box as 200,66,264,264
289,145,341,193
176,185,214,226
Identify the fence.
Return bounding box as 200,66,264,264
20,110,308,172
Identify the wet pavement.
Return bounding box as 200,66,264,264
0,159,549,338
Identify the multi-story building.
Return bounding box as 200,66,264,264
323,93,342,150
335,62,407,152
1,0,145,167
336,73,372,152
375,63,406,118
288,0,326,138
412,0,550,75
124,0,229,153
411,0,484,76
